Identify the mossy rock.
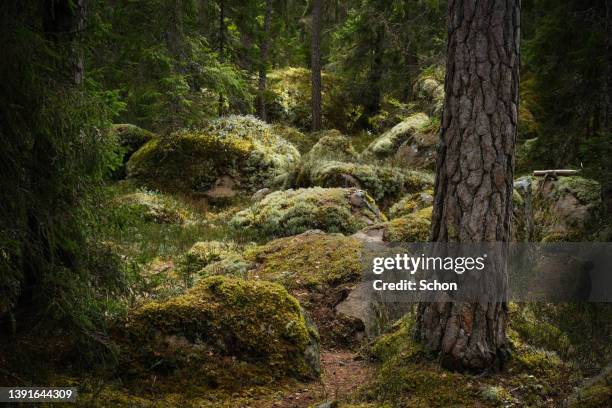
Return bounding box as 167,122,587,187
245,230,366,347
413,66,445,117
230,187,384,240
121,275,320,387
177,241,243,283
126,116,300,197
568,366,612,408
271,123,316,153
360,113,433,164
110,124,156,178
112,124,156,158
295,160,434,206
114,190,198,224
514,175,603,241
365,207,432,243
304,130,358,162
388,190,434,219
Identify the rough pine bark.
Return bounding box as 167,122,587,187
310,0,322,131
415,0,521,372
257,0,274,121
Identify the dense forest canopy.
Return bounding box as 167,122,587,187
1,0,611,406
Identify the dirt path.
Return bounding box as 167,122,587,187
271,349,372,408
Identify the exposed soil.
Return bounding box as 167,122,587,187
271,349,372,408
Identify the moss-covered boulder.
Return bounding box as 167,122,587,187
230,187,384,239
112,124,156,158
114,190,198,224
360,113,436,169
514,176,602,241
110,124,156,178
126,116,300,198
381,207,432,242
568,366,612,408
265,67,352,131
176,241,244,284
295,160,434,206
245,230,366,347
388,189,434,219
121,275,320,387
271,123,316,153
304,130,358,162
413,67,445,117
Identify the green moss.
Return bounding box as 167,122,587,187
127,115,300,195
244,230,366,347
122,275,320,387
509,304,572,358
361,113,431,161
557,176,601,204
304,130,358,162
112,124,156,156
176,241,242,285
114,189,199,224
569,368,612,408
245,231,363,291
271,123,316,153
266,67,352,131
388,190,434,219
413,66,445,117
380,207,432,242
230,187,384,240
531,176,603,241
297,160,434,205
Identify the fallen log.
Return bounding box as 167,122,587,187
533,169,580,177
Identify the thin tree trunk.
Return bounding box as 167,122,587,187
310,0,322,131
415,0,521,372
257,0,274,121
218,0,225,116
605,0,612,130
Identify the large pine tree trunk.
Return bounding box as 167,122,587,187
310,0,322,131
415,0,521,372
257,0,274,121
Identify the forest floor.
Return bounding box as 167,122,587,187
273,349,371,407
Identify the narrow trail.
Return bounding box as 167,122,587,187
272,349,372,408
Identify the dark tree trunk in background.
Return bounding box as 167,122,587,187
310,0,322,131
363,24,384,117
257,0,274,121
43,0,86,85
218,0,226,116
606,0,612,130
415,0,520,372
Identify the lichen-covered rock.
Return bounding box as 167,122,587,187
122,275,320,386
266,67,351,131
126,116,300,197
295,160,434,205
304,130,358,162
230,187,384,239
245,230,366,346
360,113,434,165
513,176,602,241
114,190,198,224
388,190,434,219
